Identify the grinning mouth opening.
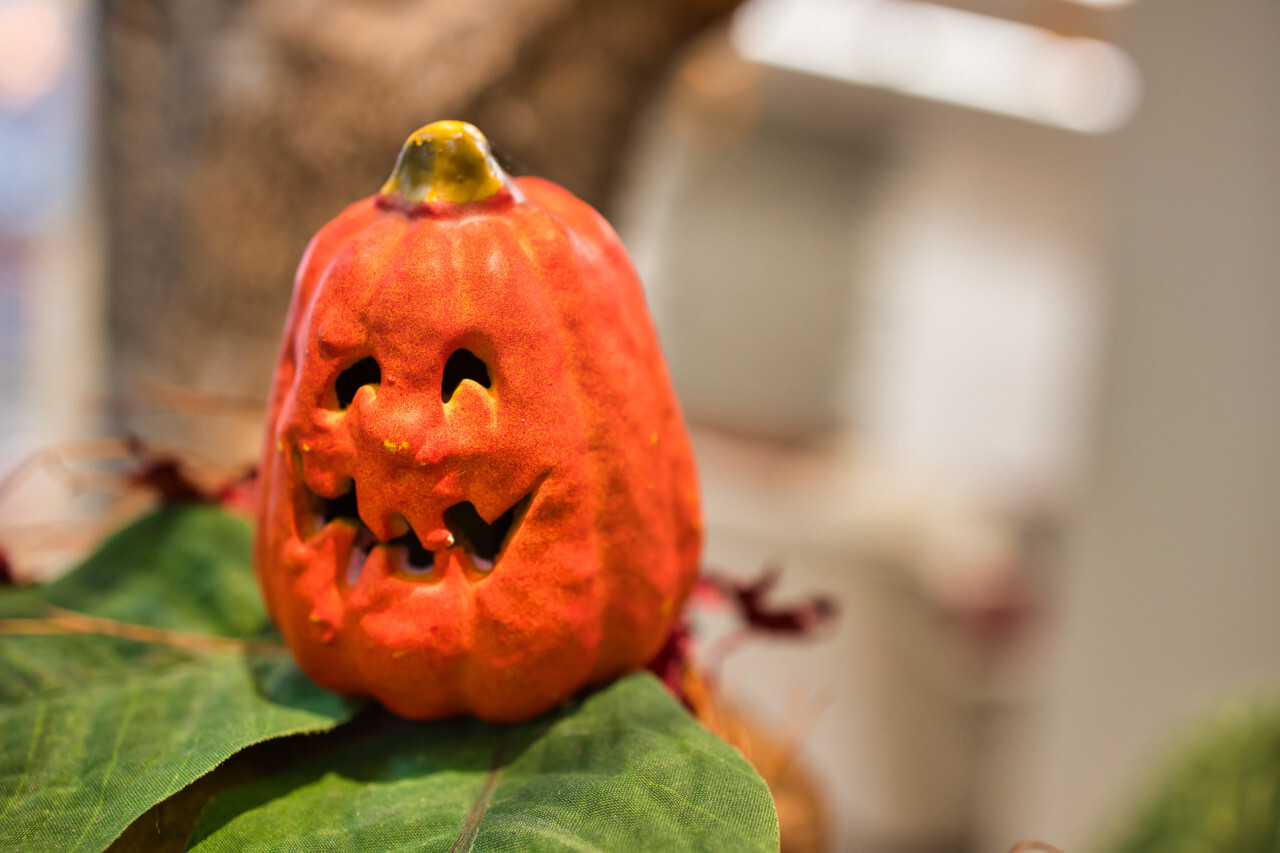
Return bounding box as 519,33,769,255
443,496,532,571
310,482,531,581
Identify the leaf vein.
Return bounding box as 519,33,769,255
449,730,508,853
0,697,45,822
81,676,142,850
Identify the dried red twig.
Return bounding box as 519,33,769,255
1008,842,1064,853
647,617,694,707
0,435,257,581
0,438,136,509
694,566,840,681
114,377,265,420
0,607,284,655
123,435,214,504
215,465,260,515
702,566,839,636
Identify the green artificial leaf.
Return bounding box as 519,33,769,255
0,584,46,619
1,504,779,852
188,673,780,853
1100,699,1280,853
42,506,269,638
0,505,362,853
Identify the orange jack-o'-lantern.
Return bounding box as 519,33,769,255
255,121,701,722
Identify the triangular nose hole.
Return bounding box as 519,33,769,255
441,349,491,402
335,357,380,409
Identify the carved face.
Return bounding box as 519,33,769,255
255,123,700,722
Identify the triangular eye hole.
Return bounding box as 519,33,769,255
335,357,381,409
441,349,491,402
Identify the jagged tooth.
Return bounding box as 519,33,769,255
400,502,449,545
469,491,509,530
421,528,454,550
360,513,397,544
385,514,411,540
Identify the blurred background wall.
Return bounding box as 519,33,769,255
0,0,104,567
2,0,1279,851
994,2,1280,850
95,0,743,460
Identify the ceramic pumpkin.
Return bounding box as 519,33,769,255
255,121,701,723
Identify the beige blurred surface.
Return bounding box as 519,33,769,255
4,1,1279,851
984,1,1280,849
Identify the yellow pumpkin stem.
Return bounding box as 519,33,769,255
380,120,511,205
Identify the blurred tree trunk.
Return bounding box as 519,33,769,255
100,0,742,458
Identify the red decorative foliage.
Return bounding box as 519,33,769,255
649,566,839,706
704,567,839,637
122,436,256,511
647,617,694,708
126,458,208,505
214,466,259,515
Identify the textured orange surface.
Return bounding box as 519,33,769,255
255,164,700,722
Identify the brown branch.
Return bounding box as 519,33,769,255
125,377,267,419
0,607,285,655
0,438,135,509
1008,842,1065,853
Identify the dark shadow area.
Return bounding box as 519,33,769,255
333,356,380,409
441,349,491,403
443,495,531,565
146,701,567,852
